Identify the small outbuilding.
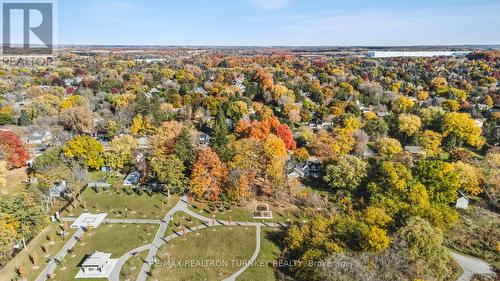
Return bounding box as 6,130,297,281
75,251,118,279
123,171,141,186
49,181,68,198
455,190,470,210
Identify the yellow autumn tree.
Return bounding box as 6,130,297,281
393,95,415,113
130,114,154,136
104,135,138,171
398,114,422,137
376,137,402,159
63,135,104,169
263,134,287,185
418,130,443,156
363,226,391,252
453,161,483,196
0,161,6,188
442,112,485,148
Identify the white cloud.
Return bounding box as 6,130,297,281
251,0,291,10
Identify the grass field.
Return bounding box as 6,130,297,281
1,167,27,195
166,211,205,236
62,188,179,219
152,226,256,281
51,222,158,281
187,200,305,224
120,251,148,281
0,223,76,281
238,228,284,281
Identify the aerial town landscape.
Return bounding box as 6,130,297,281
0,1,499,281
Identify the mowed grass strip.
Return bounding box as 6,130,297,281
0,223,76,281
187,201,305,224
63,188,179,219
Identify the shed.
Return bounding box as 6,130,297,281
455,190,469,209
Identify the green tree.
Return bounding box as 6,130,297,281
413,160,459,204
323,155,367,194
398,217,451,280
174,128,195,168
150,154,185,189
210,109,234,162
364,118,388,139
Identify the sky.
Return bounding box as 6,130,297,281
56,0,500,46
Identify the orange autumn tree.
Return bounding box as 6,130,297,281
235,116,296,150
190,148,228,201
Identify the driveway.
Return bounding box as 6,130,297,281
451,251,494,281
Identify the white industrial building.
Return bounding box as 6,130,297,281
366,51,469,58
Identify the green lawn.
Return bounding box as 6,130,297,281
62,188,179,219
120,251,148,281
237,228,284,281
166,211,205,236
51,222,158,281
152,226,256,281
187,201,305,224
0,223,76,281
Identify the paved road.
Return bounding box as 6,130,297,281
223,225,261,281
35,227,85,281
451,251,494,281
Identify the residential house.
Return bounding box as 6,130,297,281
286,159,321,180
198,133,211,146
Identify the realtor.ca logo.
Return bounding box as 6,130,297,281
1,0,57,55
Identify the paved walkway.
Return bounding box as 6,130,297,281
35,227,85,281
451,251,494,281
223,225,261,281
136,196,187,281
109,243,153,281
61,217,162,224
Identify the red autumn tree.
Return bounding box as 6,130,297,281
276,124,296,151
0,131,29,169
